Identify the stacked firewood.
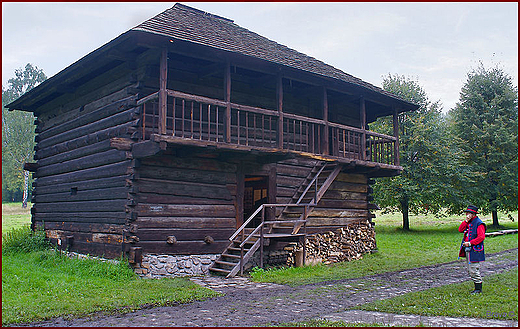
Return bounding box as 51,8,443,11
286,220,377,266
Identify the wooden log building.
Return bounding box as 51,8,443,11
7,4,418,277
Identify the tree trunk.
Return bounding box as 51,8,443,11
400,197,410,231
492,210,500,227
22,170,29,209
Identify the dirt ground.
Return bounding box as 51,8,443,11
13,248,518,327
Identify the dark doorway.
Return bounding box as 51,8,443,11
244,175,269,228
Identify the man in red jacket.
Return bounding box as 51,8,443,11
458,205,486,294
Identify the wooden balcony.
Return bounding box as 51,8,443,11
137,89,399,169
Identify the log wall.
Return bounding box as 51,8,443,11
275,158,373,234
31,76,140,258
130,154,239,255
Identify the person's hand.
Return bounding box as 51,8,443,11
463,241,471,247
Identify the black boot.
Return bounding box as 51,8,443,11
470,282,482,294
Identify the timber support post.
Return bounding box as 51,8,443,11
393,107,400,166
158,48,168,135
360,96,367,161
322,86,329,155
277,74,284,149
224,61,231,143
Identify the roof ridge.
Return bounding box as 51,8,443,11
173,3,234,23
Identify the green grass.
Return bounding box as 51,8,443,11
2,202,32,233
250,211,518,286
267,318,400,327
2,249,220,325
356,268,518,320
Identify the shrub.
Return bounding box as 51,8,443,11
2,225,50,254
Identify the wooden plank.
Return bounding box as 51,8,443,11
34,200,128,213
138,165,236,185
136,228,235,241
34,161,132,186
224,61,231,143
50,231,124,245
35,149,131,178
135,216,236,229
133,241,228,255
37,108,139,150
136,179,235,200
136,204,236,218
276,175,306,188
37,95,138,141
64,240,123,259
43,221,124,234
393,108,400,166
308,208,368,218
317,199,367,209
35,121,136,160
132,140,162,158
306,216,367,226
335,173,367,184
136,193,233,205
140,156,237,173
329,181,368,193
276,163,313,178
33,186,130,203
36,139,112,167
159,48,168,134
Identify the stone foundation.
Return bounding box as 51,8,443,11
132,254,220,278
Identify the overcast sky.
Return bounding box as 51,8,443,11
2,2,518,112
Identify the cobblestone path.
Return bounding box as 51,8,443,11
16,248,518,327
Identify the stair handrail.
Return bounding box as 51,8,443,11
229,204,265,242
295,163,329,205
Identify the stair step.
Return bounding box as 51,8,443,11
209,267,231,274
222,253,241,259
228,247,249,252
215,260,239,266
232,239,256,244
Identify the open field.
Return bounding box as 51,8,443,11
2,202,32,233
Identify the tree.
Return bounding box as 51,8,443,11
371,74,465,230
448,64,518,227
2,63,47,206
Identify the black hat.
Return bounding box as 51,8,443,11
465,205,478,214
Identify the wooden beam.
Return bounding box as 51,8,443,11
277,74,284,149
322,86,329,155
360,96,367,161
393,107,400,166
158,48,168,135
224,61,232,143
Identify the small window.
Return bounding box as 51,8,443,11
70,187,78,196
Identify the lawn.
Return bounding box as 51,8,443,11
2,204,517,324
356,268,518,320
2,248,220,325
2,202,32,233
250,210,518,285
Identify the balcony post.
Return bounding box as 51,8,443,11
277,74,284,149
224,61,231,143
393,108,400,166
360,96,367,161
158,48,168,135
322,86,329,155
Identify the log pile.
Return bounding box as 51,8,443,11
286,219,376,266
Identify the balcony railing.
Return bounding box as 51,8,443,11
137,90,398,166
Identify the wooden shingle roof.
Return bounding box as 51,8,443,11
133,3,413,106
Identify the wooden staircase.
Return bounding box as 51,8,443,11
275,162,342,234
209,161,343,278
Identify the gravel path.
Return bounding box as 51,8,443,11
15,248,518,327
